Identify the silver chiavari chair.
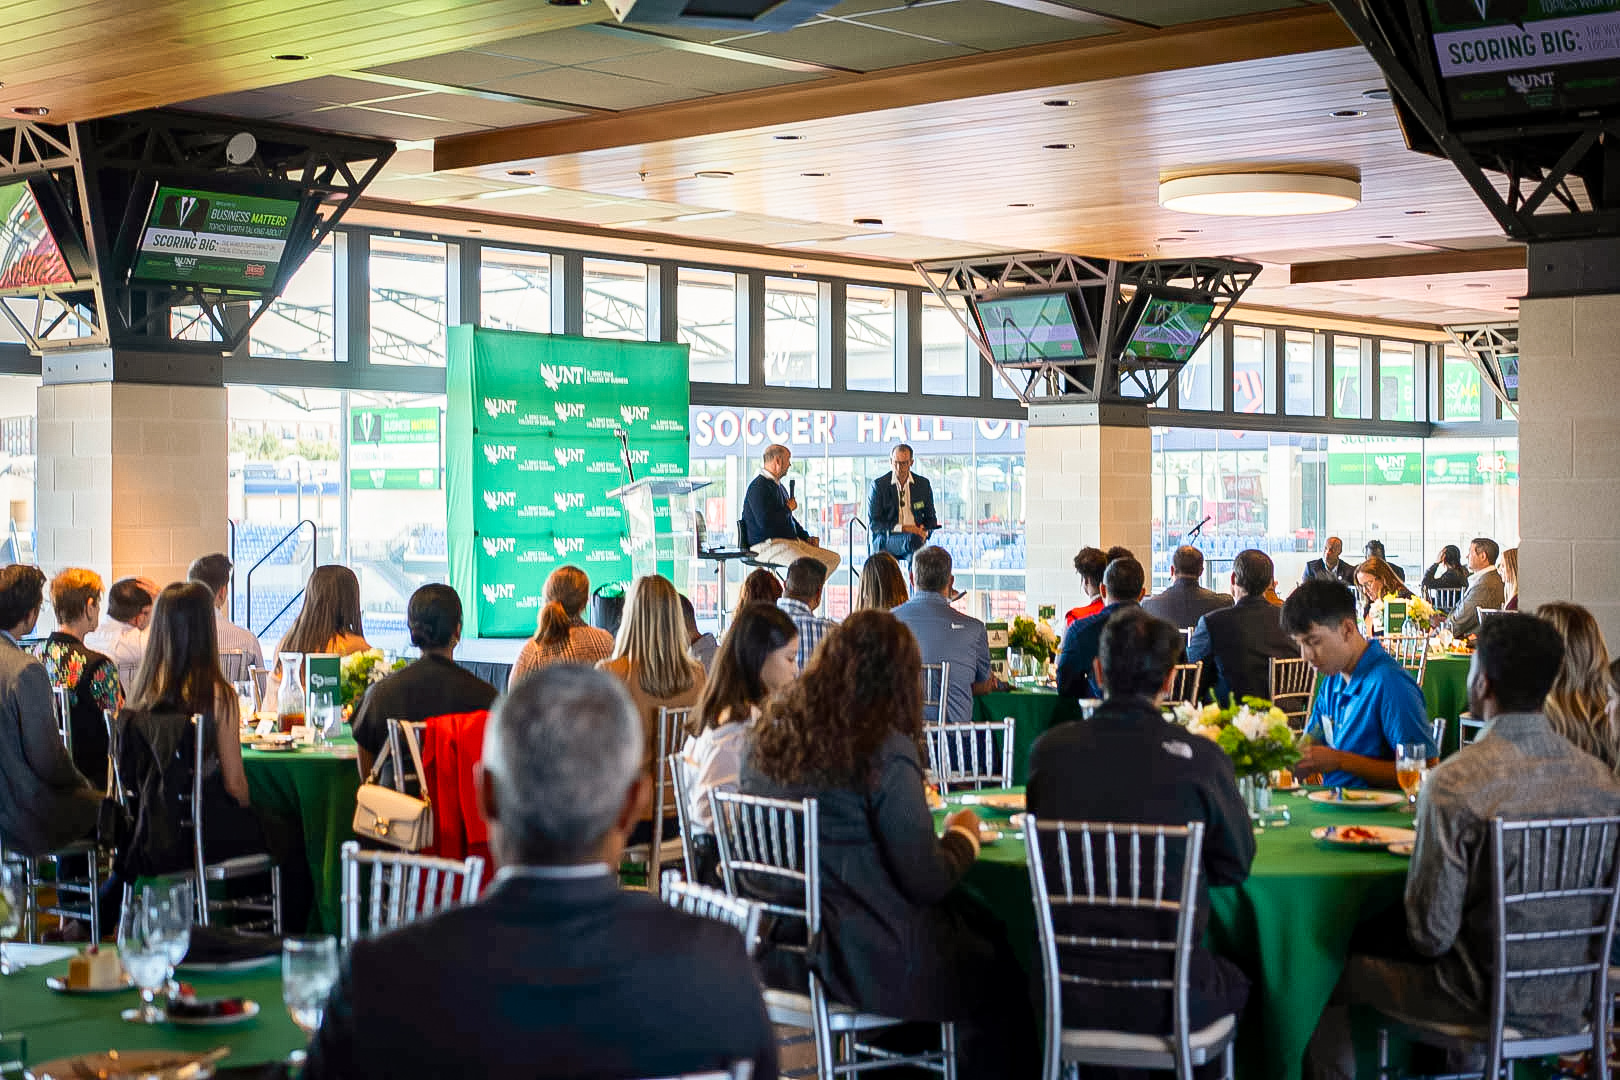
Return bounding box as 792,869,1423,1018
1427,587,1464,615
623,707,693,894
1026,818,1235,1080
218,648,250,684
921,661,954,725
710,791,956,1080
662,878,763,956
923,717,1015,798
1268,658,1316,731
338,840,484,950
1380,634,1429,685
1167,662,1202,707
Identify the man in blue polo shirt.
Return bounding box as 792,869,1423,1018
1282,578,1435,789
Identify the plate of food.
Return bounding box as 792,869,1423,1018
27,1050,218,1080
247,736,298,753
165,995,259,1027
1306,789,1405,809
1388,841,1415,857
956,792,1025,812
46,947,132,994
977,827,1002,845
1311,825,1416,850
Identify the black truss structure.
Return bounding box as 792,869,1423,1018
0,109,393,357
1330,0,1620,243
915,252,1260,406
1446,321,1519,417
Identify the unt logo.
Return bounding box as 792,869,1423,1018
481,537,516,557
620,536,637,555
554,492,586,512
539,364,585,391
553,537,586,556
554,402,586,422
1374,455,1408,483
482,444,516,466
482,398,517,419
619,405,650,424
482,490,516,511
1508,72,1555,92
554,447,586,467
626,449,650,465
481,583,515,603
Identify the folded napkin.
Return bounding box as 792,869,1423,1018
0,943,78,970
181,925,281,965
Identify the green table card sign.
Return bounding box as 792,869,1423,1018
305,654,341,703
987,620,1009,679
1384,597,1408,630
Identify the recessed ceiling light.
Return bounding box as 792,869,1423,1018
790,263,808,269
1155,236,1187,243
695,170,733,179
1375,233,1397,239
773,134,804,141
1159,172,1361,216
1463,282,1491,288
1043,143,1075,150
1008,202,1034,208
271,54,308,61
467,228,482,234
548,0,590,6
1128,252,1148,259
1403,209,1428,215
800,171,828,178
1330,108,1367,118
1363,88,1392,101
1178,228,1202,234
1042,99,1076,107
11,106,48,117
1505,301,1520,309
853,217,883,225
506,169,533,177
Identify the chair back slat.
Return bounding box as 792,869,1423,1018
921,661,953,724
663,879,764,956
1381,635,1429,684
668,751,698,883
710,791,818,932
923,718,1014,796
1428,586,1465,614
51,687,72,755
1269,657,1316,730
1167,663,1201,706
339,841,484,949
219,649,249,684
645,706,693,892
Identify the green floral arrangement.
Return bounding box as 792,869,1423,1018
339,649,406,707
1170,696,1300,778
1007,615,1061,662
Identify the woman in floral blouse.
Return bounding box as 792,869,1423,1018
34,568,122,787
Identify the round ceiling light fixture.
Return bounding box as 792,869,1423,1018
1158,172,1360,216
1330,108,1367,118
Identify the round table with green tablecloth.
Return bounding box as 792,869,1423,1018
1422,653,1472,755
242,737,362,936
971,689,1075,784
942,787,1412,1080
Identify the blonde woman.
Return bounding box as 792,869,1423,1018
856,552,909,612
511,566,615,681
1536,602,1620,772
1500,547,1519,611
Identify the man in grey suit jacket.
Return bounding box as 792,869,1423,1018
1448,537,1506,637
0,565,101,856
1142,545,1233,630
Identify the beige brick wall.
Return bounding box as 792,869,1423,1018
1024,422,1152,616
36,381,228,591
1519,295,1620,641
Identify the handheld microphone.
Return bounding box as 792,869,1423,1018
1187,515,1212,540
789,478,796,500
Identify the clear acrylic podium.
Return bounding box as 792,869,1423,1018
608,477,711,589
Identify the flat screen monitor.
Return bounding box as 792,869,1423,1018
1424,0,1620,123
1121,291,1216,362
130,184,301,291
973,291,1086,364
0,180,75,292
1497,352,1519,401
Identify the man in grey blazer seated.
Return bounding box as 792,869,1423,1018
0,564,101,856
1447,537,1505,638
1142,545,1233,630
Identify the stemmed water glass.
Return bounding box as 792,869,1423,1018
1396,742,1430,814
283,936,339,1063
118,894,171,1023
146,878,194,998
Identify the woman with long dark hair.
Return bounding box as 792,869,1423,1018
740,610,1036,1078
1422,544,1469,602
512,565,615,681
679,603,798,885
734,569,782,617
265,565,370,705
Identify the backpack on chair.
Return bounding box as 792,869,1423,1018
106,709,198,881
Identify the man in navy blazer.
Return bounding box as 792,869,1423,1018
305,665,778,1080
742,443,839,574
867,443,940,561
1188,549,1299,703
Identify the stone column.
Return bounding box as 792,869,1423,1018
34,349,228,591
1023,403,1153,616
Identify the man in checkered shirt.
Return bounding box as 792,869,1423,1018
775,558,837,671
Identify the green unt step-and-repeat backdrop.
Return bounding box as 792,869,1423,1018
446,326,690,638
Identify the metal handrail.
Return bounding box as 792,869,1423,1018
225,519,237,620
243,519,317,639
845,515,868,600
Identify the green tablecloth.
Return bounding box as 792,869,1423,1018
1422,654,1472,756
242,739,362,935
945,788,1411,1080
0,956,303,1068
972,690,1075,784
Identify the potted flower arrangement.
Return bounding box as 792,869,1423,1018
1007,615,1060,677
1370,593,1438,636
1170,696,1300,819
339,649,407,711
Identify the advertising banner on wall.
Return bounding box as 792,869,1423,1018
349,406,441,490
447,326,690,638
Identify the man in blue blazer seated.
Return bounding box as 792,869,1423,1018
867,442,940,562
742,443,840,574
304,665,778,1080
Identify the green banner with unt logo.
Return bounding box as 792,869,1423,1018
446,326,691,638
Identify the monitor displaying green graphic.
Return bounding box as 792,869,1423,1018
131,185,301,291
1122,294,1216,362
974,292,1086,363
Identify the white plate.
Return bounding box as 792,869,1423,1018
165,998,259,1027
1008,813,1028,831
956,792,1025,811
977,828,1002,845
1311,825,1416,849
176,953,277,974
1306,789,1405,809
45,972,134,994
1388,841,1415,857
28,1050,212,1080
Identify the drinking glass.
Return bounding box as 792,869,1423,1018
0,864,22,975
118,895,171,1023
234,679,259,722
1396,742,1429,814
145,878,194,997
283,935,339,1060
311,691,340,747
